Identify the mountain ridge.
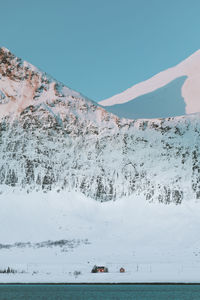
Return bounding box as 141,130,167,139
99,50,200,118
0,48,200,203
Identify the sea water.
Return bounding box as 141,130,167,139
0,284,200,300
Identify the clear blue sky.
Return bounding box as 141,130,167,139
1,0,200,101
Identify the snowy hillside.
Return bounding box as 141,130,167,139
1,191,200,283
99,50,200,119
1,47,200,203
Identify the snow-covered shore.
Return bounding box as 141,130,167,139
1,190,200,283
1,262,200,283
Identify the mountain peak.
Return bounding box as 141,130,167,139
99,50,200,118
0,46,11,53
0,48,53,119
0,47,119,131
0,47,39,74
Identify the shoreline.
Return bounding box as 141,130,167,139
0,282,200,285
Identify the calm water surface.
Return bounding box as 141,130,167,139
0,284,200,300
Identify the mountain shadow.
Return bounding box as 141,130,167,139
105,76,187,119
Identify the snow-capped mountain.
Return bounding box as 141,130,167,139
99,50,200,119
2,47,200,283
0,47,200,203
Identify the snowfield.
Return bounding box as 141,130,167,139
1,190,200,283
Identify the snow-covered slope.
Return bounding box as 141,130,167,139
1,191,200,283
1,47,200,203
99,50,200,119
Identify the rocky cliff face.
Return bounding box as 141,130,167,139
0,48,200,203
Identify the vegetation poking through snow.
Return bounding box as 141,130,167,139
0,239,90,252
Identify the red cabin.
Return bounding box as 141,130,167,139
91,265,108,273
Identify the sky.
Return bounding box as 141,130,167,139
1,0,200,102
